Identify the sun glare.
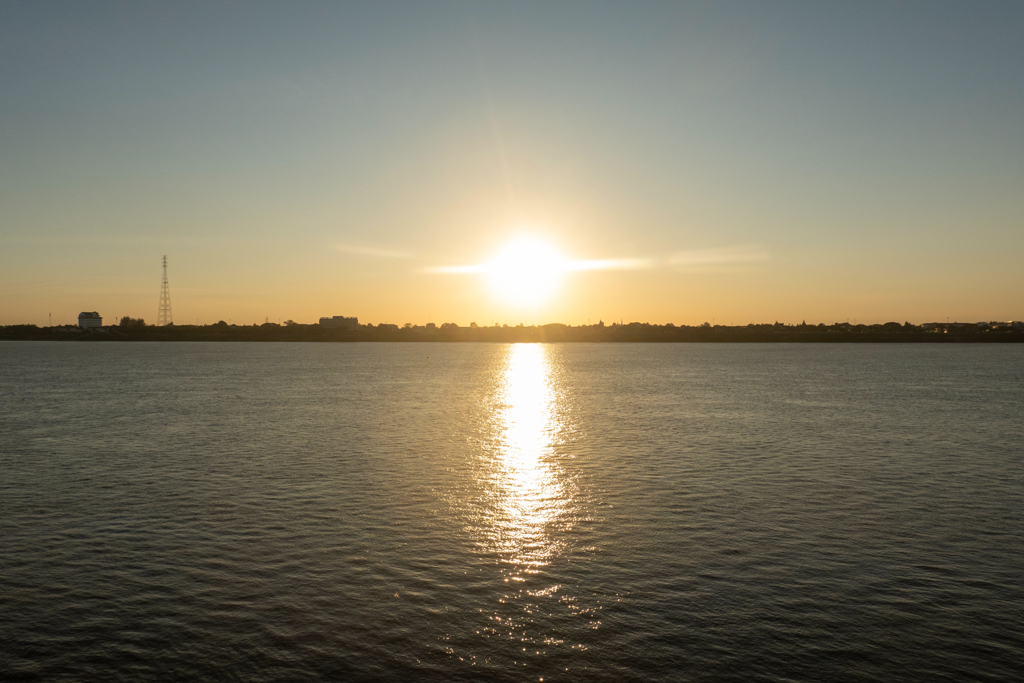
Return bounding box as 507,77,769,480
485,237,567,308
428,234,650,309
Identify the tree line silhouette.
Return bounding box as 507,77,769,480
2,319,1022,342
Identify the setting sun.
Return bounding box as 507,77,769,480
485,238,568,308
426,235,652,314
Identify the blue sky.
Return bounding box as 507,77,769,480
2,1,1022,325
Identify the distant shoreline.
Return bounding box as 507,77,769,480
4,324,1023,344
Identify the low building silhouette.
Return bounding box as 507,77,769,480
78,311,103,329
319,315,358,331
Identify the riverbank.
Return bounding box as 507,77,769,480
4,324,1023,343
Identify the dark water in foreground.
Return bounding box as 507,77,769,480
1,342,1022,682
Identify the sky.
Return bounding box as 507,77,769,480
2,1,1022,326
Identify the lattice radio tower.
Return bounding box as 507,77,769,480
157,255,173,326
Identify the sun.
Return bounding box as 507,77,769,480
485,237,568,308
429,234,648,308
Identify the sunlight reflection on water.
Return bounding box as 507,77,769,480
485,344,575,579
454,344,603,663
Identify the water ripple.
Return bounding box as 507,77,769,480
1,342,1022,681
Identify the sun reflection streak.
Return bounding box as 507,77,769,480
451,344,608,656
485,344,573,576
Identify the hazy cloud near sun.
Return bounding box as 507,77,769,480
422,246,768,276
567,258,654,271
334,244,416,260
668,247,769,270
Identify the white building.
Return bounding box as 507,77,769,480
78,311,103,329
319,315,358,331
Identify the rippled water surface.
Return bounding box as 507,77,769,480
2,342,1022,682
